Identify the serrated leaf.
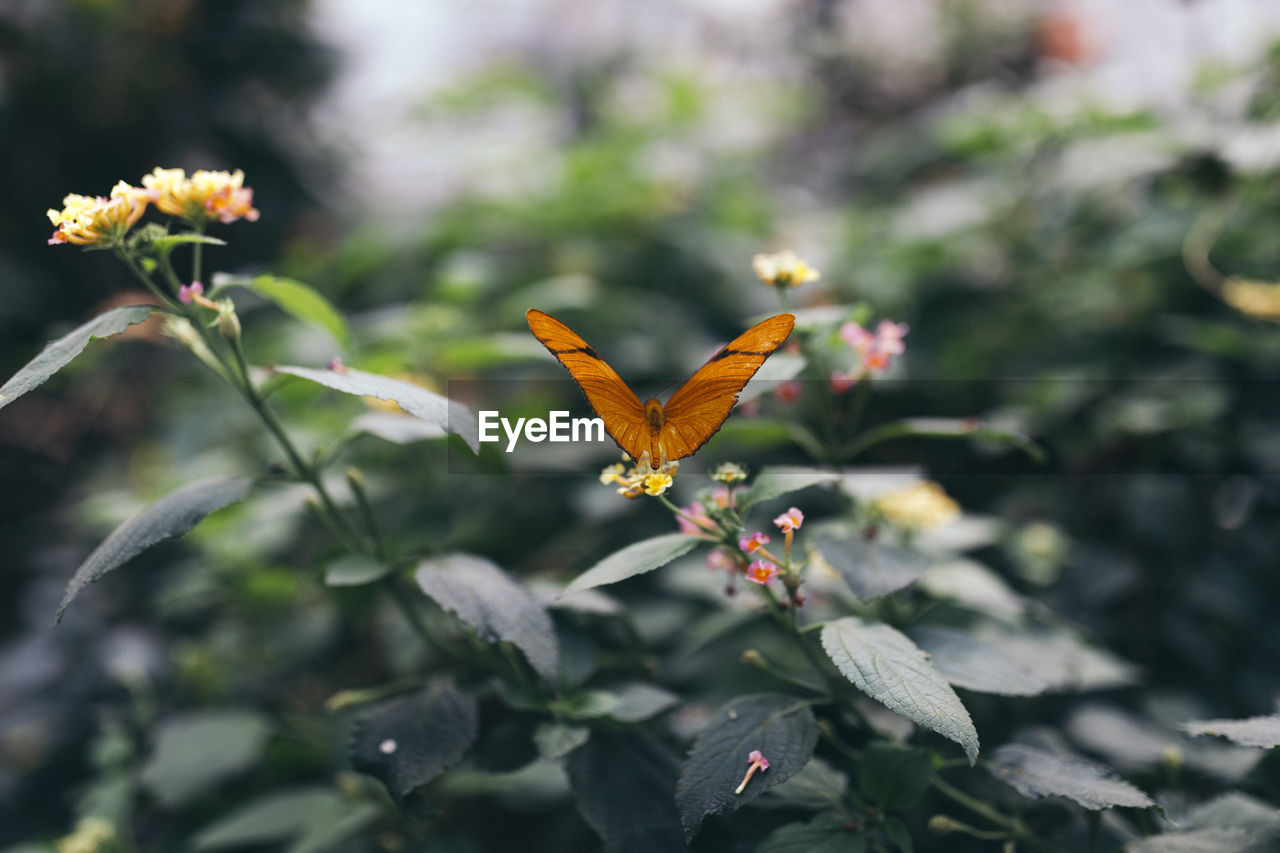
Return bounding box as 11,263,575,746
988,743,1154,810
1183,714,1280,748
139,710,272,806
415,554,559,684
351,411,447,444
859,743,934,809
564,533,699,594
55,477,252,623
1127,793,1280,852
190,788,377,851
813,534,928,601
348,682,478,801
275,364,479,453
909,625,1049,696
534,723,590,760
324,554,392,586
567,731,687,853
0,306,153,410
675,693,819,840
241,274,350,347
758,815,864,853
764,757,848,809
821,617,979,764
737,466,839,514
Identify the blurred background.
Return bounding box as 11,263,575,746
5,0,1280,849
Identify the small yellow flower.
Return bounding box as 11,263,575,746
752,250,820,288
142,167,260,224
1221,276,1280,322
600,457,678,499
711,462,748,484
47,181,149,246
874,481,960,530
56,817,117,853
643,471,673,496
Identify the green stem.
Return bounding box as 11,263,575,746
931,776,1060,853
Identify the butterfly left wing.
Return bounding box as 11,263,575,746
657,313,796,461
526,309,652,462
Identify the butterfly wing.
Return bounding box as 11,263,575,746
656,313,796,461
526,309,650,461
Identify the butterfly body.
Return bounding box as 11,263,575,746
526,309,795,464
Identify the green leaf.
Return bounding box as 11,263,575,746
737,466,840,514
151,233,227,252
675,693,819,840
324,554,393,587
0,306,153,411
55,477,252,623
567,731,686,853
859,743,934,809
534,723,590,760
274,364,479,453
1125,793,1280,853
232,274,350,347
821,617,979,765
758,814,864,853
764,756,848,810
351,411,447,444
349,681,479,801
849,417,1045,464
415,554,559,684
812,533,929,601
190,788,378,851
564,533,699,594
884,816,914,853
1183,714,1280,748
139,710,272,806
908,626,1049,696
562,683,681,723
988,744,1154,810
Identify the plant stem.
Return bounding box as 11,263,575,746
931,775,1061,853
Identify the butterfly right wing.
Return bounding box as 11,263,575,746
526,309,650,462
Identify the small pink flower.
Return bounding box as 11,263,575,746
839,318,909,375
829,370,858,394
327,356,347,372
839,321,876,352
706,549,734,571
875,319,909,355
734,749,771,794
178,281,204,305
773,380,802,404
739,531,770,553
677,501,714,537
773,507,804,533
746,560,778,585
710,486,732,509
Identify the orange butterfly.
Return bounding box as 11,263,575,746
526,309,795,465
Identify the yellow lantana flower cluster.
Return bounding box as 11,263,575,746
46,182,149,246
142,167,260,224
874,481,960,530
752,250,820,288
599,457,678,498
47,167,259,248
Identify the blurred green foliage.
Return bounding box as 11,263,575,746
7,1,1280,851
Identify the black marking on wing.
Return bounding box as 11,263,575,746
709,347,774,362
550,345,600,358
